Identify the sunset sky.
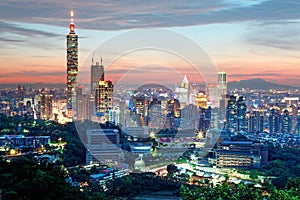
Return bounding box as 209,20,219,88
1,0,300,86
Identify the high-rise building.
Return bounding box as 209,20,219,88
164,98,181,129
236,96,247,131
217,71,227,107
217,71,227,95
225,95,237,130
269,107,281,133
175,75,189,108
96,80,113,114
195,92,208,108
37,89,53,120
248,110,264,133
147,98,163,128
225,95,247,131
91,60,104,96
77,94,95,121
198,106,211,132
130,96,148,126
281,109,292,133
66,11,78,118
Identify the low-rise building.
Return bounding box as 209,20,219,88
216,141,267,168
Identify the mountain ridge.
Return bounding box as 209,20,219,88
228,78,298,90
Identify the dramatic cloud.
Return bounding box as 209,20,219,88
1,0,298,31
247,20,300,51
0,21,62,37
1,0,300,85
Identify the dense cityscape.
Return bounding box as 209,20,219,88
1,2,300,200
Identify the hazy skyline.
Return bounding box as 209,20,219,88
1,0,300,86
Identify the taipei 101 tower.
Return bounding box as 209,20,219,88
66,11,78,118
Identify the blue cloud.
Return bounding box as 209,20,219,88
0,0,298,31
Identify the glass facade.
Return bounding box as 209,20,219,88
66,27,78,115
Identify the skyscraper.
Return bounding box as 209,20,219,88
217,71,227,107
225,95,247,132
164,98,181,129
236,96,247,131
91,60,104,96
66,11,78,118
217,71,227,96
96,80,113,114
175,75,189,108
37,89,53,120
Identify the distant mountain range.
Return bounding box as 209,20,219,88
228,78,299,90
0,82,66,90
0,78,298,91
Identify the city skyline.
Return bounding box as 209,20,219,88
1,1,300,86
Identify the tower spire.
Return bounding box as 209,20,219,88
100,55,103,66
69,10,75,33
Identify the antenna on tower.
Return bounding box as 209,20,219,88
70,10,74,23
100,55,103,66
69,10,75,33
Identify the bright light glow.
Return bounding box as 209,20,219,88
70,11,74,17
190,154,197,161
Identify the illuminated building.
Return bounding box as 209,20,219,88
236,96,247,131
225,95,237,131
281,109,292,133
164,98,181,129
198,106,211,132
96,80,113,114
130,96,148,126
35,89,53,120
195,92,208,108
66,11,78,118
248,109,265,133
269,107,281,133
216,141,264,168
175,75,189,108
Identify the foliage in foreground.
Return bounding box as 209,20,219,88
0,156,109,200
180,180,300,200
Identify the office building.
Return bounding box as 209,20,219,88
269,107,281,133
216,141,265,168
225,95,247,132
66,11,78,118
198,106,211,132
91,60,104,96
34,89,53,120
236,96,247,131
96,80,113,114
281,109,292,133
248,110,265,133
130,96,148,126
175,75,189,108
85,129,123,165
164,98,181,129
77,94,95,121
147,98,164,128
217,72,227,104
